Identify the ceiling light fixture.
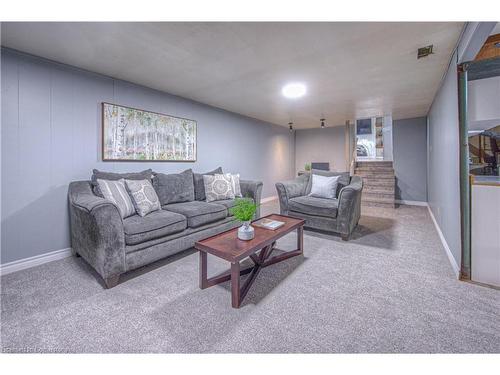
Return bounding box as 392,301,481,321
282,83,306,99
320,118,325,128
289,122,294,131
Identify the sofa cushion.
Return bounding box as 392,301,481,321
203,174,235,202
96,178,136,219
125,179,161,217
152,169,195,205
163,201,227,228
123,210,187,245
193,167,223,201
91,169,153,197
289,196,339,218
305,170,350,197
216,198,254,215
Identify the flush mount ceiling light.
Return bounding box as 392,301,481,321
282,83,307,99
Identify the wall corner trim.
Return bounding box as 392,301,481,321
395,200,428,207
0,248,73,276
427,206,460,278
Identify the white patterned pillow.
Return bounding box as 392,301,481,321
203,174,235,202
308,174,340,199
97,179,136,218
125,179,161,217
228,173,242,198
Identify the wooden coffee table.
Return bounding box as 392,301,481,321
195,214,305,308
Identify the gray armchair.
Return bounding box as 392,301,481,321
275,171,363,240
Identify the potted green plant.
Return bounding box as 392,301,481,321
230,198,258,240
305,163,311,172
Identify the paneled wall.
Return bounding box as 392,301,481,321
393,117,428,202
294,126,347,175
1,48,295,264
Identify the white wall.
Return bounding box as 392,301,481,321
294,126,347,175
468,76,500,131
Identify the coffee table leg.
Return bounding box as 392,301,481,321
199,251,208,289
231,262,241,308
297,226,304,255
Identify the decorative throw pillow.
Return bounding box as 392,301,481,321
305,169,350,197
152,169,194,206
125,179,161,217
203,174,235,202
96,179,136,218
308,174,340,199
91,169,153,197
229,173,242,198
193,167,223,201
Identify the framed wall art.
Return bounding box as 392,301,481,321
102,102,197,161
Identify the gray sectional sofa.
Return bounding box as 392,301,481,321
275,170,362,240
68,168,262,288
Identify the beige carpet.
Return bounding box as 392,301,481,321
1,202,499,353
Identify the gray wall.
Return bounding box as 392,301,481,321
294,126,347,175
1,48,295,264
393,117,427,202
427,49,463,268
426,23,494,269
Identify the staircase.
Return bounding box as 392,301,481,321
354,161,395,208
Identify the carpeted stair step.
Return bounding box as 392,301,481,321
362,179,395,188
355,173,395,180
355,172,395,179
354,166,394,174
361,196,395,208
363,190,395,200
363,185,395,193
356,161,393,168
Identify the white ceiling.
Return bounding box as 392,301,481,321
1,22,464,129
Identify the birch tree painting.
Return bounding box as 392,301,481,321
102,103,197,161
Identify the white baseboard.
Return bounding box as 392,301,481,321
427,206,460,278
395,199,428,207
0,247,73,276
261,196,278,204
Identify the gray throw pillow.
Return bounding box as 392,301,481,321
97,178,136,218
305,169,350,197
193,167,223,201
203,174,235,202
229,173,242,198
125,179,161,217
91,169,153,197
152,169,194,206
308,174,340,199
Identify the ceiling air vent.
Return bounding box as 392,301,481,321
417,45,434,59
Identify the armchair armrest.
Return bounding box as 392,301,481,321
337,176,363,237
239,179,263,218
275,174,309,215
68,181,126,286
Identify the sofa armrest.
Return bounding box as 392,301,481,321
239,179,263,218
275,175,309,215
68,181,126,283
337,176,363,236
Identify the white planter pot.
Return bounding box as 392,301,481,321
237,221,255,241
